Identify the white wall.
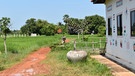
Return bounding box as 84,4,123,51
106,0,135,70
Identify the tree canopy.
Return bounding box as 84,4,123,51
63,14,106,36
20,14,106,36
21,18,58,36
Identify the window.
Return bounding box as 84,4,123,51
116,0,123,7
117,14,122,36
107,5,112,12
131,10,135,36
108,18,112,35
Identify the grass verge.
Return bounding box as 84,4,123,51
40,40,112,76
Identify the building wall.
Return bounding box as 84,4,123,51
105,0,135,70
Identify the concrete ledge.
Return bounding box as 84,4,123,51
91,55,135,76
106,53,135,72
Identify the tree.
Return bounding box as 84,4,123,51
25,18,37,35
63,14,106,35
79,19,88,40
0,17,11,54
85,15,106,34
40,24,55,36
98,25,106,36
63,16,80,34
21,25,29,35
36,19,49,35
21,18,53,35
63,14,69,23
63,14,70,35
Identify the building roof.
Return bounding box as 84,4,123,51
91,0,105,4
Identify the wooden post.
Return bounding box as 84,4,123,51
74,40,76,50
13,34,15,37
92,41,94,51
78,33,79,39
100,38,102,48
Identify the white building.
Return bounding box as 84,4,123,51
92,0,135,71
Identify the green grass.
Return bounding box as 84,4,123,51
0,35,61,70
40,42,112,76
66,34,106,54
0,34,112,76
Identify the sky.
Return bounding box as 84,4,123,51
0,0,105,30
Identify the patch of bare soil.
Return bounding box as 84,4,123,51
0,39,70,76
65,39,70,43
0,47,51,76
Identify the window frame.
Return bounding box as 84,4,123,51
108,17,112,36
116,0,123,7
117,14,123,36
130,10,135,37
107,5,112,12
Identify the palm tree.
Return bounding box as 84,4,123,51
63,14,69,23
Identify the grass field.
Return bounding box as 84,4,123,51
41,40,112,76
0,35,61,70
0,34,112,76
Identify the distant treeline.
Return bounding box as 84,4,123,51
0,14,106,36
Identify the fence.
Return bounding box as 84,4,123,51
0,34,39,38
70,37,106,53
0,34,27,38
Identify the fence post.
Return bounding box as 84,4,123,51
92,41,94,51
78,33,79,39
100,38,102,48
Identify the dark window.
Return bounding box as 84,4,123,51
131,10,135,36
108,18,112,35
117,14,122,36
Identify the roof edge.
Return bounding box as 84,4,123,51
91,0,105,4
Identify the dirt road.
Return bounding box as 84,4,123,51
0,39,70,76
0,47,51,76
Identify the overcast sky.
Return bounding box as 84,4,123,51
0,0,105,30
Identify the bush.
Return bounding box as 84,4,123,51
82,36,89,41
98,26,106,37
0,65,5,71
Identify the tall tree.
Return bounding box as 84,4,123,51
21,18,37,36
21,25,29,35
0,17,11,54
36,19,48,35
79,19,88,40
63,14,69,23
26,18,37,35
40,24,55,36
85,15,106,34
63,14,70,35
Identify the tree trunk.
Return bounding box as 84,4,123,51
78,33,79,39
4,33,7,54
82,30,84,41
4,40,7,54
